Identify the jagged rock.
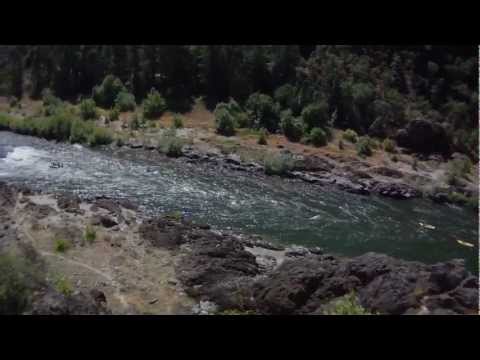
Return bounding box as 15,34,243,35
57,194,83,214
90,289,107,305
285,245,311,258
370,166,404,179
99,216,118,228
295,155,335,172
253,257,329,314
23,202,56,220
373,182,420,199
29,288,111,315
176,234,259,299
139,217,186,249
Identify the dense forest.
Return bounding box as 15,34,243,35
0,45,478,158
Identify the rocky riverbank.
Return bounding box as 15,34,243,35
111,137,478,204
1,181,477,315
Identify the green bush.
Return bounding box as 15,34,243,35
54,276,73,296
158,128,184,157
92,75,127,108
342,129,358,143
143,89,167,119
109,107,120,122
445,192,478,210
383,138,397,153
84,225,96,244
309,127,327,147
356,136,373,157
264,152,295,176
114,91,136,112
79,98,97,120
301,101,329,131
245,93,280,132
258,128,268,145
448,157,473,179
0,253,41,314
323,293,372,315
215,100,250,129
41,88,61,107
214,106,236,136
274,84,302,115
42,89,64,116
54,239,71,253
173,114,184,129
280,110,304,142
70,118,92,144
87,127,113,147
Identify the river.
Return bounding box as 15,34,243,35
1,131,478,273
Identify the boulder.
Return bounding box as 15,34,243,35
29,288,111,315
139,218,186,249
395,119,450,155
99,216,118,228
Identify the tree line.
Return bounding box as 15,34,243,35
1,45,478,158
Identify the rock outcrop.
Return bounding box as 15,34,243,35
396,119,450,155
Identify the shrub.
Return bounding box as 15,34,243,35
84,225,96,244
445,192,478,210
448,157,473,179
130,113,142,130
214,106,236,136
301,101,329,131
323,293,372,315
79,98,97,120
54,239,71,253
109,107,120,122
280,110,303,142
245,93,280,132
309,127,327,147
87,127,113,147
342,129,358,143
274,84,301,114
215,100,250,129
55,276,73,296
258,128,268,145
173,114,184,129
383,138,397,153
158,128,184,157
41,88,61,107
114,91,136,112
42,111,74,141
142,89,167,119
391,154,399,162
339,139,345,150
42,90,64,116
92,75,127,108
357,136,373,157
236,112,251,128
264,152,295,176
69,118,92,144
0,253,41,314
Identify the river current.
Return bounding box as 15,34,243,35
1,131,478,273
